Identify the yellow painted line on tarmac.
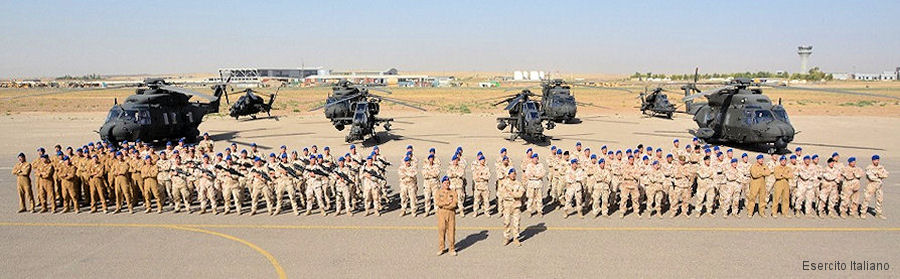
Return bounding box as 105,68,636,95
0,222,286,279
3,222,897,233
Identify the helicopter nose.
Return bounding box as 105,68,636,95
767,121,795,140
99,124,115,142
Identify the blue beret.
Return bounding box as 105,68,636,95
601,145,607,149
570,159,578,164
656,148,662,152
625,149,632,153
500,148,507,153
429,147,435,153
316,154,323,159
203,132,209,136
373,146,379,150
225,155,232,160
310,155,316,160
76,148,83,152
673,139,679,143
166,141,172,146
872,155,880,160
56,151,63,156
203,154,210,159
312,145,317,148
666,154,673,158
365,156,373,161
795,147,803,151
607,151,614,155
280,145,286,149
478,155,485,161
590,154,597,159
685,145,691,150
802,155,810,160
407,151,414,156
811,154,819,159
731,158,738,163
599,158,605,163
451,154,459,161
41,154,49,159
338,157,345,162
17,152,25,157
172,150,178,154
526,148,532,153
250,142,257,147
585,147,591,151
225,147,231,152
115,151,123,156
240,149,247,154
406,145,413,149
427,154,434,159
779,156,786,161
615,150,622,155
832,152,839,157
550,146,557,150
531,153,538,158
178,138,185,143
350,144,356,149
62,156,69,161
502,156,509,161
508,168,516,174
713,146,720,151
704,149,711,153
556,149,562,154
144,155,151,160
756,155,764,159
727,149,733,153
280,154,288,159
441,176,449,182
627,155,634,159
159,151,166,155
302,147,308,151
692,137,698,141
268,153,276,157
254,157,262,162
343,153,350,157
324,146,330,150
403,157,410,162
652,160,659,165
848,157,856,163
642,155,649,160
647,147,653,151
88,142,95,146
216,152,223,157
476,151,483,156
575,142,582,146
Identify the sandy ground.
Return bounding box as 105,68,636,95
0,110,898,278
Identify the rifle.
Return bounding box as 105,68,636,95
278,164,301,179
240,162,254,168
215,164,245,177
363,169,385,181
196,167,216,180
172,167,192,178
250,168,271,182
332,169,353,183
308,167,332,178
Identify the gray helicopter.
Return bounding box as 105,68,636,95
682,76,899,153
494,89,555,142
310,80,425,142
639,87,678,118
98,78,226,144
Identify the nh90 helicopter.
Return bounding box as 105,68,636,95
682,74,900,153
310,80,425,142
98,78,225,144
494,89,556,142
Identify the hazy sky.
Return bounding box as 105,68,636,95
1,0,898,78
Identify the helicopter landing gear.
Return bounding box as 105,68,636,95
250,115,257,119
666,112,673,119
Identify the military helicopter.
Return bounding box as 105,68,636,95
98,78,226,145
494,89,555,142
310,80,425,142
502,79,614,124
682,76,900,153
226,84,283,119
638,87,678,118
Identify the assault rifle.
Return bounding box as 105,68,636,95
215,165,244,177
250,168,272,182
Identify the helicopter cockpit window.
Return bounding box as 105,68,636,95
772,108,789,123
105,107,122,123
752,110,774,124
524,103,539,120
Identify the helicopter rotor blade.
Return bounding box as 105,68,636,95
310,92,363,112
682,86,730,102
765,85,900,100
575,101,609,109
363,86,392,94
503,95,525,111
160,85,218,102
380,96,427,111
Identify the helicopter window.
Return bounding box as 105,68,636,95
169,112,178,124
185,112,194,123
773,108,789,123
753,110,774,124
132,110,151,125
105,108,121,122
162,112,170,125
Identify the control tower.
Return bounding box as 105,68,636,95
798,45,813,73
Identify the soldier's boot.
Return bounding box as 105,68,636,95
877,214,886,220
861,213,868,219
513,238,522,247
504,238,511,246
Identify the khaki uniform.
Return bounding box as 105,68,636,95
199,139,215,153
422,162,441,214
217,163,243,214
748,163,771,217
499,177,525,243
592,165,613,216
772,164,792,217
58,163,79,212
721,165,741,216
523,162,545,215
435,186,458,253
819,165,841,216
195,163,219,213
361,164,381,215
618,163,640,216
494,162,513,215
694,163,716,212
796,164,818,216
471,163,491,216
12,161,35,212
862,164,888,216
398,164,419,215
140,163,163,213
250,166,275,215
87,161,108,212
564,166,585,216
273,168,299,215
35,161,56,212
128,158,143,206
840,165,864,216
446,163,466,214
332,165,354,215
156,159,173,204
645,167,666,216
170,164,194,213
111,159,134,213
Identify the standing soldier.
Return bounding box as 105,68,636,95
563,159,586,218
249,158,275,216
772,156,792,218
721,159,742,218
219,156,244,215
840,157,864,218
670,156,693,218
765,153,778,208
332,157,354,216
862,155,888,219
550,149,566,207
592,158,613,217
140,156,163,213
619,156,641,218
738,153,751,209
398,157,419,217
58,157,79,213
747,155,771,218
199,132,214,153
495,156,513,218
273,165,300,216
583,154,599,212
796,156,818,218
471,155,491,217
523,153,546,217
87,155,108,213
195,155,218,214
361,157,382,216
818,158,841,218
694,155,716,217
435,176,457,256
111,152,134,214
422,154,441,215
446,155,466,216
13,153,35,213
169,156,193,213
645,161,666,218
499,168,525,247
128,151,144,209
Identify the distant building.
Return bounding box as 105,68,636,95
854,73,881,81
831,73,853,80
880,71,896,81
217,67,326,83
331,68,398,76
513,70,545,81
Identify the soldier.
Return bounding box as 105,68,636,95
421,154,441,216
772,156,792,218
86,155,108,213
471,155,491,217
495,156,513,217
499,168,525,247
862,155,888,219
523,153,546,217
435,176,457,256
551,149,567,206
737,153,751,208
140,156,163,213
747,155,771,218
619,155,640,218
249,158,275,215
273,161,300,216
361,156,382,216
816,158,840,218
583,154,600,211
788,155,800,213
765,153,778,207
563,159,586,218
13,153,35,213
840,157,864,218
398,157,419,217
645,161,666,218
219,156,244,215
796,156,817,218
721,159,742,218
332,157,354,216
446,154,466,216
58,156,79,213
111,152,134,214
694,155,716,217
592,158,613,217
169,155,193,213
195,155,218,214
